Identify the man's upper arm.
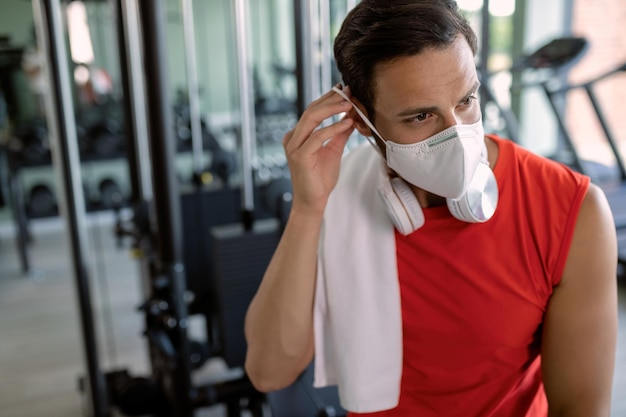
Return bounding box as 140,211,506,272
542,183,618,417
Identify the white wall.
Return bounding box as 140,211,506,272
0,0,35,46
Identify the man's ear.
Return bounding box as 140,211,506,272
347,95,373,137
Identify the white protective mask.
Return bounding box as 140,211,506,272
385,120,485,198
332,86,485,199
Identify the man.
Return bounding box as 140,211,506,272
244,1,618,416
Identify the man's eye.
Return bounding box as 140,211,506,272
414,113,429,122
462,94,478,105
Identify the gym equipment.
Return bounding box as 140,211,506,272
255,112,298,145
209,218,281,368
480,37,589,145
98,178,125,210
513,37,589,72
541,61,626,182
538,61,626,265
0,88,11,209
0,133,9,209
253,65,297,117
201,1,347,412
0,89,7,131
34,0,110,416
172,90,198,153
500,40,626,264
172,90,238,186
267,362,346,417
0,43,26,125
86,118,124,157
104,1,271,416
178,179,292,363
180,186,273,319
57,0,347,414
5,146,32,273
27,183,56,217
75,100,126,159
13,117,51,164
103,371,171,417
205,0,282,370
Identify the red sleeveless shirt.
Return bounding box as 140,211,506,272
349,136,589,417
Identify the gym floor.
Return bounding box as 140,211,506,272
0,213,625,417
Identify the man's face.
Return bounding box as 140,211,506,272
369,35,481,145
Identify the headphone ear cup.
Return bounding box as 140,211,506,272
379,177,425,235
446,197,470,222
447,163,498,223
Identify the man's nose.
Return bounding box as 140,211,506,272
440,108,479,129
440,112,461,130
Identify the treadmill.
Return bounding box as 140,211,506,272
535,52,626,266
486,37,626,267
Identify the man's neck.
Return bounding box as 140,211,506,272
412,187,447,208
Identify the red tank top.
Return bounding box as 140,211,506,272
348,136,589,417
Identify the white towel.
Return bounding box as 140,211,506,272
313,142,403,413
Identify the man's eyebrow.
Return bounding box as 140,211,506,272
394,81,481,118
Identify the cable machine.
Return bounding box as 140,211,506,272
33,0,363,415
109,0,268,415
110,0,345,414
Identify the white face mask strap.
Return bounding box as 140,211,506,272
331,86,387,153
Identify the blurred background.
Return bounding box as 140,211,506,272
0,0,624,416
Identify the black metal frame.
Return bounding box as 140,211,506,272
136,1,195,415
37,0,110,415
6,154,31,273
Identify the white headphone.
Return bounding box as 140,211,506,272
380,163,498,235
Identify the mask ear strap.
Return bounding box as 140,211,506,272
331,86,387,156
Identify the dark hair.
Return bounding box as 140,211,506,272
334,0,478,119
